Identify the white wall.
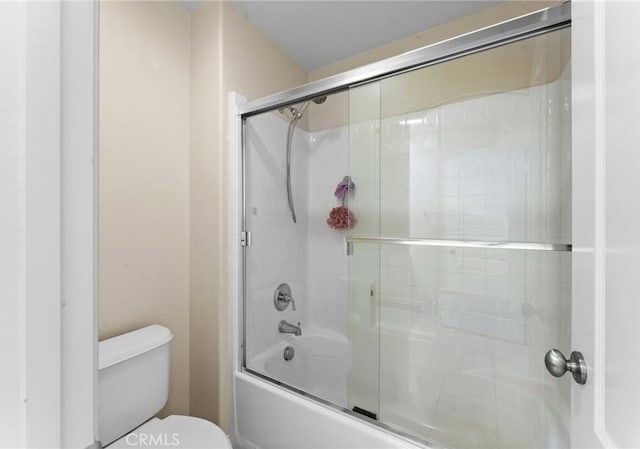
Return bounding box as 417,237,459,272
0,2,69,447
0,3,97,447
306,125,350,335
0,3,28,446
22,4,62,445
243,112,309,364
60,1,98,446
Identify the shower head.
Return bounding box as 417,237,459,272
279,96,327,119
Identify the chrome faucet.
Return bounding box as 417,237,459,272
278,320,302,336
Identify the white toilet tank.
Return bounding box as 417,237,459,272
98,325,173,446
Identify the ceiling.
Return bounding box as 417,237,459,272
227,1,502,70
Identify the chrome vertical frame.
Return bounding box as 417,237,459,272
240,115,247,371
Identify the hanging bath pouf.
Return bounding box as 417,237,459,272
327,176,356,230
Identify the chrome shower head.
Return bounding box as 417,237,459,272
279,96,327,119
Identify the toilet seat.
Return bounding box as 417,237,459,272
109,415,231,449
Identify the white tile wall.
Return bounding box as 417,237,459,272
366,73,572,448
349,72,571,448
244,112,310,365
244,114,350,372
306,126,350,335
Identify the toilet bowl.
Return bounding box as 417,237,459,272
98,325,231,448
108,416,229,448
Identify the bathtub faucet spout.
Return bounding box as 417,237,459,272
279,320,302,336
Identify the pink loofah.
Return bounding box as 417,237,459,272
326,206,356,230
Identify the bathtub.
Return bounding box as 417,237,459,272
259,329,348,407
233,328,425,449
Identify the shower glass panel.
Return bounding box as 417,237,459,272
243,92,352,407
347,27,571,448
347,82,381,418
242,14,571,449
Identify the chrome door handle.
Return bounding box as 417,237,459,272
544,349,587,385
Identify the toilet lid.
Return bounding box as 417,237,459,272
109,415,231,449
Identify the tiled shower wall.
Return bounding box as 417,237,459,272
244,112,310,363
306,126,350,334
244,113,350,364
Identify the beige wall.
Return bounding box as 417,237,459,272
188,1,308,429
99,0,306,426
99,1,191,416
188,0,223,428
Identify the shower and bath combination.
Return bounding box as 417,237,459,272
240,5,574,449
280,95,327,223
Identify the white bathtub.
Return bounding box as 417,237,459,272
260,330,348,407
233,328,425,449
233,373,425,449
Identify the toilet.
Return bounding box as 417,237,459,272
98,325,231,448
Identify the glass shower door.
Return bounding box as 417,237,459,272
347,82,382,419
347,27,572,449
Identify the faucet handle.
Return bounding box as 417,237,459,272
289,295,296,311
274,283,297,311
281,292,296,311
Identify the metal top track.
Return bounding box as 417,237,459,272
239,2,570,117
345,236,572,252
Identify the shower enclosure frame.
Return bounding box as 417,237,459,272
239,3,570,118
236,3,571,447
